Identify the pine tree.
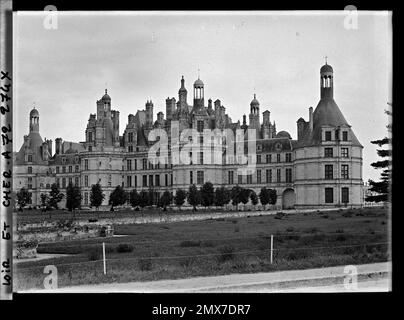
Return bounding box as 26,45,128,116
187,184,200,211
90,183,104,210
174,189,186,209
48,183,64,209
65,183,82,211
366,106,392,202
109,185,128,209
201,182,215,208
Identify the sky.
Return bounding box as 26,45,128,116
13,11,392,181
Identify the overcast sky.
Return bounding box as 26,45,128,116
14,11,392,181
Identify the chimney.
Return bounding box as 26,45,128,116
55,137,62,155
46,139,53,156
214,99,221,111
309,107,313,131
208,99,212,110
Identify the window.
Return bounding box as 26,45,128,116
88,131,93,142
324,147,333,158
62,166,66,173
69,166,72,173
190,171,193,184
325,165,333,179
84,159,88,170
28,167,32,174
75,165,79,172
325,131,332,141
127,176,132,187
27,177,32,189
84,176,88,187
171,174,173,186
128,132,133,142
257,155,261,164
277,169,281,182
335,129,340,141
28,155,33,162
266,169,272,183
228,171,234,184
128,145,133,152
127,159,132,171
342,187,349,203
197,120,204,133
155,175,160,187
341,165,349,179
88,146,92,152
198,152,204,165
325,188,334,203
266,154,271,163
286,168,292,183
56,166,59,174
165,174,168,186
238,174,243,184
56,178,60,187
75,176,79,187
285,153,292,162
134,176,137,187
197,171,204,185
142,159,147,170
341,148,349,158
134,159,137,170
247,174,252,184
62,178,66,188
143,175,147,187
149,175,153,186
277,154,281,163
84,192,88,205
68,177,73,186
257,170,261,183
342,131,348,141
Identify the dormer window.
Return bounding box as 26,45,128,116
325,131,332,141
342,131,348,141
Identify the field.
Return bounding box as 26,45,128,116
14,207,390,291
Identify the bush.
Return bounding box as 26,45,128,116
336,235,346,241
138,258,153,271
116,243,134,253
335,228,344,234
87,248,101,261
342,211,353,218
201,240,215,248
234,226,240,233
218,245,235,262
179,240,201,247
179,257,196,268
286,227,295,232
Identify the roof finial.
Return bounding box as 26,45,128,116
254,93,256,99
325,55,328,65
198,67,200,79
33,101,36,109
105,88,107,95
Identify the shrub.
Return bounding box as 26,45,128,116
179,257,196,268
286,227,295,232
87,248,101,261
201,240,215,248
116,243,134,253
336,235,346,241
335,228,344,233
322,214,329,219
138,258,153,271
218,245,235,262
342,211,353,218
179,240,201,247
234,226,240,233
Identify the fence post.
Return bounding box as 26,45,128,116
103,242,106,275
270,234,274,264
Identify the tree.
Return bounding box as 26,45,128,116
259,187,270,208
40,193,49,209
65,183,82,212
139,190,149,209
201,182,215,208
250,190,258,208
214,187,230,208
48,183,64,209
148,187,155,206
269,189,277,205
16,188,31,210
90,183,105,210
129,189,140,208
240,188,250,206
174,189,186,209
366,106,392,202
231,185,242,210
159,190,172,211
109,185,128,209
187,184,200,211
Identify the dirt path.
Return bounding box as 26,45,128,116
22,262,391,293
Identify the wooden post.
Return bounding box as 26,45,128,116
270,235,274,264
102,242,106,275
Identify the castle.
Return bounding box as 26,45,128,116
13,62,364,209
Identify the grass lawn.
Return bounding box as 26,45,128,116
14,207,390,291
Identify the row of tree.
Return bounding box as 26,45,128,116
16,182,277,212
